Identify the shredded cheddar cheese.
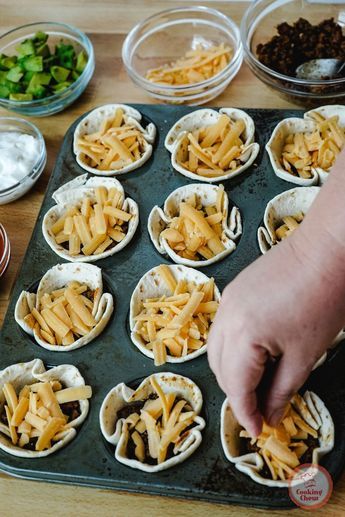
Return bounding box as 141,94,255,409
146,44,232,85
239,394,319,481
0,381,91,451
281,113,345,179
134,265,218,365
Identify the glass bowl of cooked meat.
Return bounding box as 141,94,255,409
122,6,243,105
241,0,345,106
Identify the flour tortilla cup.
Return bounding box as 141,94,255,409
129,264,221,363
42,174,139,263
257,186,320,254
220,391,334,488
14,263,113,352
73,104,156,176
164,108,259,183
0,358,89,458
148,183,242,268
100,372,205,472
266,105,345,186
304,105,345,185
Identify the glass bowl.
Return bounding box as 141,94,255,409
122,6,243,105
0,223,10,277
0,117,46,204
241,0,345,107
0,22,95,116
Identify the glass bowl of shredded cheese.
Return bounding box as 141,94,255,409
0,117,46,204
122,6,243,105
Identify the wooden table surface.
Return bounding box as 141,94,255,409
0,1,344,515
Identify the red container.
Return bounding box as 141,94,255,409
0,224,10,277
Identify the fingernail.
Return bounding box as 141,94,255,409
247,418,263,439
267,409,283,427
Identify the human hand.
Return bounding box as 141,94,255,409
207,226,345,438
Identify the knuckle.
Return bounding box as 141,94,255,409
271,388,294,405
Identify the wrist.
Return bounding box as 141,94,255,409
289,224,345,333
292,221,345,282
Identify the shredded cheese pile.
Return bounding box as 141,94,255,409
50,186,132,257
146,44,232,86
161,187,226,261
23,281,99,346
281,113,345,179
274,212,304,242
77,108,147,171
240,394,319,481
0,380,91,451
122,377,196,464
176,114,246,178
135,265,218,365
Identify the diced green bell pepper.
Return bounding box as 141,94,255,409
26,73,47,96
0,55,17,70
56,42,75,69
51,65,70,82
0,84,10,98
35,72,51,85
23,71,34,82
16,38,36,57
52,81,72,92
0,71,7,84
9,92,33,101
33,31,48,44
71,70,80,81
22,55,43,72
6,66,24,83
76,51,88,73
6,81,23,93
36,43,50,58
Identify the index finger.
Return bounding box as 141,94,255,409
219,342,268,437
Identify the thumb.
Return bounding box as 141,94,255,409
263,353,313,427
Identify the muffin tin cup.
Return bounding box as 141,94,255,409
0,104,345,508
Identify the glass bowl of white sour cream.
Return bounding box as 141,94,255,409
0,117,46,204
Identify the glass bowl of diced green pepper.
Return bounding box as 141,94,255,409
0,22,94,116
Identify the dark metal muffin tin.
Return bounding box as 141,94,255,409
0,105,344,508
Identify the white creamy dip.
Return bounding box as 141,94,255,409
0,131,40,189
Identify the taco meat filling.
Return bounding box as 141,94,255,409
0,379,91,451
239,393,321,481
115,377,197,465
